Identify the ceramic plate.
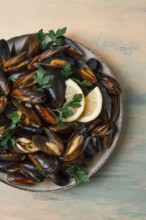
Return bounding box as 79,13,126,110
0,35,123,192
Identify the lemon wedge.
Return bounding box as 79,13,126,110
63,79,85,122
78,86,103,123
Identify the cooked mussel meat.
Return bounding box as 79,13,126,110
0,95,7,116
0,152,26,161
33,129,64,156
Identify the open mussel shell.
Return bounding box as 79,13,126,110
15,136,39,153
12,88,46,103
91,122,116,137
35,104,57,125
21,34,41,58
3,52,30,73
48,168,70,186
28,152,60,175
6,170,35,186
0,68,10,95
33,130,64,156
0,39,10,60
63,132,85,162
13,71,36,89
99,74,122,95
46,71,66,108
75,59,97,83
18,104,42,127
63,37,83,58
0,95,7,116
102,133,114,149
0,152,26,162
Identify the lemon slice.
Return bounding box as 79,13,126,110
78,86,103,123
63,79,85,122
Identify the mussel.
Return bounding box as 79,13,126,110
99,74,122,95
12,88,46,103
63,37,83,58
86,58,101,75
75,59,97,83
35,104,57,125
28,152,60,175
21,34,41,58
3,52,30,73
6,170,35,186
0,39,10,61
46,71,66,108
0,152,26,162
0,68,10,95
0,96,7,116
13,71,36,89
10,43,17,57
33,129,64,156
0,160,18,173
48,168,70,186
15,136,39,153
63,132,85,162
18,104,42,127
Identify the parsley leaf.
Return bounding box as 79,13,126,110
0,111,19,146
34,67,54,90
72,78,92,87
9,111,19,130
61,63,73,78
36,29,44,42
47,27,67,46
55,94,82,126
36,27,67,49
66,165,89,184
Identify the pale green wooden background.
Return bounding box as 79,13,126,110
0,0,146,219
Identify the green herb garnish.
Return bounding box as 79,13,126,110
61,63,73,78
0,111,19,146
36,27,67,49
66,165,89,184
72,78,92,87
34,67,54,91
55,94,82,126
9,111,19,130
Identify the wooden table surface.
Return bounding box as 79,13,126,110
0,0,146,219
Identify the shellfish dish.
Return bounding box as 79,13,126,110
0,27,122,189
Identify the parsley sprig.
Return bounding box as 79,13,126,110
66,165,89,184
0,111,19,146
34,67,54,91
36,27,67,49
54,94,82,126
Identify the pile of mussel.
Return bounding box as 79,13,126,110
0,32,122,187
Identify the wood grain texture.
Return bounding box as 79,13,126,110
0,0,146,219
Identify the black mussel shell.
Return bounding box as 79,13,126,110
0,39,10,60
28,152,60,175
46,71,66,108
48,168,70,186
